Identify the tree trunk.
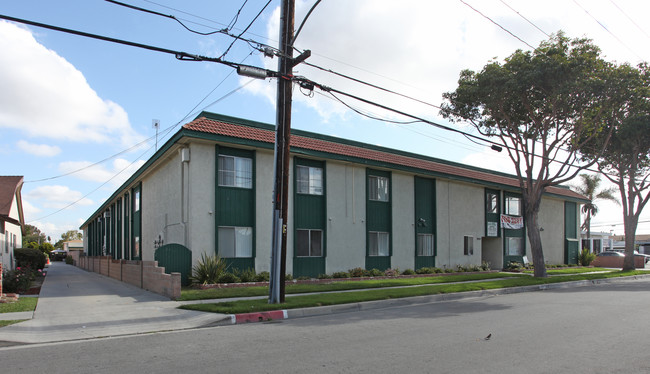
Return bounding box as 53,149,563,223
622,214,638,271
523,188,547,278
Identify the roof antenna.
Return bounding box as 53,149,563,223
152,119,160,151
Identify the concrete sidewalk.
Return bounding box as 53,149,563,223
0,262,229,344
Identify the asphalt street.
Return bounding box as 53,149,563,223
1,277,649,374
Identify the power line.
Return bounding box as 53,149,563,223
226,0,250,31
458,0,536,50
572,0,645,61
219,0,273,59
608,0,650,41
499,0,550,37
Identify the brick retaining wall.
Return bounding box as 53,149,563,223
77,256,181,299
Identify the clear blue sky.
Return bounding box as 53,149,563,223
1,0,648,240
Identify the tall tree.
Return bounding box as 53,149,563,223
582,62,650,270
22,224,47,247
440,33,628,277
572,173,619,242
54,230,83,249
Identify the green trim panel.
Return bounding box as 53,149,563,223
366,169,392,269
414,176,436,269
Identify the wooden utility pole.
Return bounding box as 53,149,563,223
269,0,295,304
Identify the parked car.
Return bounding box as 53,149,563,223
634,251,650,264
596,251,624,257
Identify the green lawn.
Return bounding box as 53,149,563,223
179,272,528,301
0,297,38,314
0,320,27,328
179,270,647,314
523,267,611,275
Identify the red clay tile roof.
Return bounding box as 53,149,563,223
184,117,586,201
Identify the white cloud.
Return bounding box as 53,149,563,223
16,140,61,157
58,158,146,187
0,21,145,147
24,185,94,210
250,0,650,125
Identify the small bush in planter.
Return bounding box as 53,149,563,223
234,268,256,283
348,267,368,277
384,268,400,276
401,269,415,275
190,253,228,285
416,267,432,274
368,268,383,276
332,271,350,279
254,271,270,282
65,255,74,265
317,273,332,279
579,248,596,266
218,272,241,283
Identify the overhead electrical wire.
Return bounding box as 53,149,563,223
572,0,645,61
608,0,650,41
219,0,273,59
226,0,249,31
498,0,550,37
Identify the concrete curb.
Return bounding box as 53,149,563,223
223,274,650,325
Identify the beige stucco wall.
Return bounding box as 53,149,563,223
392,172,416,270
535,197,568,265
325,162,367,273
436,180,484,268
141,148,184,261
1,194,23,270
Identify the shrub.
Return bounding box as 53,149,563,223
233,268,256,283
285,273,293,281
254,271,270,282
504,261,523,271
2,267,35,293
416,267,433,274
401,269,415,275
579,248,596,266
14,248,47,270
65,255,74,265
317,273,332,279
368,268,383,276
348,267,369,277
384,268,400,277
296,276,311,280
443,267,454,273
218,272,241,283
189,253,228,285
332,271,350,279
481,261,491,271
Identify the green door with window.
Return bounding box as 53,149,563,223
502,192,525,265
564,201,579,265
366,169,392,271
415,176,436,269
293,158,326,278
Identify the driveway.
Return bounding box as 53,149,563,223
0,262,229,344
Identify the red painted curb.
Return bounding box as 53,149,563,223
235,310,287,324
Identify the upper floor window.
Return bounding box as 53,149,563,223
505,196,521,216
219,155,253,188
487,192,499,214
296,165,323,195
368,176,389,202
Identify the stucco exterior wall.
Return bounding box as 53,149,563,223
436,180,484,268
392,172,415,270
1,194,22,271
325,162,367,273
186,143,217,266
141,148,183,261
536,197,569,264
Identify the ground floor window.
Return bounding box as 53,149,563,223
296,229,323,257
218,226,253,258
369,231,390,256
506,237,524,256
464,235,474,255
417,234,434,256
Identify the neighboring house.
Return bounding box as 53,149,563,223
63,239,84,264
609,234,650,254
0,176,25,271
581,231,610,254
80,112,587,282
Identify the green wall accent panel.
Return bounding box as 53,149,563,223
293,257,325,278
224,258,255,272
155,243,192,286
415,176,436,268
415,256,435,269
366,256,391,271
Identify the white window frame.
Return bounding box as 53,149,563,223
417,233,434,256
218,155,253,189
505,196,521,216
464,235,474,256
296,165,323,195
369,231,390,256
487,192,498,214
218,226,253,258
296,229,323,257
507,237,524,256
368,176,389,202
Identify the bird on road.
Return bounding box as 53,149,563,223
484,333,491,340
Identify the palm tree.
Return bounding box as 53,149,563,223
573,173,619,242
